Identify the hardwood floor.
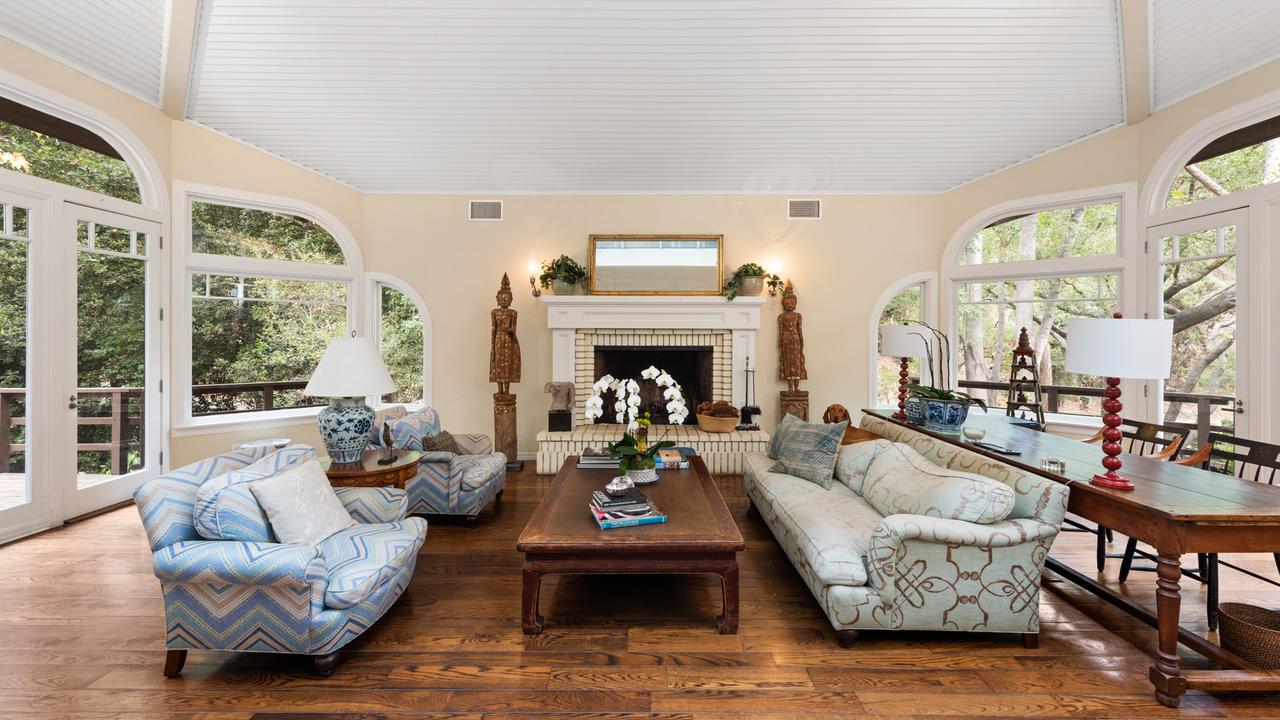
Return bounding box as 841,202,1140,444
1,468,1279,718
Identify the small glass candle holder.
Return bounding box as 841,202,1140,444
961,427,986,442
1040,457,1066,474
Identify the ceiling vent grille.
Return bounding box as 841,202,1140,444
788,199,821,219
469,200,503,221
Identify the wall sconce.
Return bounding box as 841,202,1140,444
768,259,785,296
528,260,541,298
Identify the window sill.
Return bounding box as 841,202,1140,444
171,406,323,438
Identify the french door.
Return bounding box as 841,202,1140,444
0,184,162,542
1145,208,1253,444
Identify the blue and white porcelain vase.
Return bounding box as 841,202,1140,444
317,396,374,463
904,394,926,425
922,398,970,434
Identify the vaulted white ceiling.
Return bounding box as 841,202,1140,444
1150,0,1280,112
2,2,1278,193
0,0,166,105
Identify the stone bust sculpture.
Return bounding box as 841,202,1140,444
489,273,521,393
544,381,575,412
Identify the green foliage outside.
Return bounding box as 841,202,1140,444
0,120,140,202
379,284,424,404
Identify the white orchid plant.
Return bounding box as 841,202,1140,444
584,365,689,426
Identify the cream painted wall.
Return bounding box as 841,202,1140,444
4,34,1279,470
364,195,945,453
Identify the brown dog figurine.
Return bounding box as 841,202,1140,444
823,404,876,445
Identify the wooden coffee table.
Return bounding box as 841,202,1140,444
516,456,745,634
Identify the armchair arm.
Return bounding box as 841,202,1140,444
333,486,408,523
453,433,494,455
867,514,1059,608
153,540,324,589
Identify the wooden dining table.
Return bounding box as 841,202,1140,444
864,409,1280,707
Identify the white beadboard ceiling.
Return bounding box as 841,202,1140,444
186,0,1127,194
0,0,167,106
1151,0,1280,112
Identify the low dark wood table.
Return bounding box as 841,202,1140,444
516,456,745,635
864,409,1280,707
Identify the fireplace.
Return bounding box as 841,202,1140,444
593,346,713,424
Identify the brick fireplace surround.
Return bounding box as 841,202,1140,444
535,295,771,474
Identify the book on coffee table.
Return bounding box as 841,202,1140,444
589,501,667,529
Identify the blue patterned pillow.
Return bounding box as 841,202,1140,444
767,414,800,460
387,408,442,451
769,415,848,489
193,444,317,541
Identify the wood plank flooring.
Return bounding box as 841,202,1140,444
1,468,1279,718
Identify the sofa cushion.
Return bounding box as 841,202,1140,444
250,458,357,546
768,415,848,489
317,518,428,609
861,443,1015,524
370,405,408,445
745,453,880,587
193,444,317,542
833,439,895,495
387,408,442,451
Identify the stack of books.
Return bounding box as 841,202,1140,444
655,448,689,469
589,488,667,529
576,450,618,470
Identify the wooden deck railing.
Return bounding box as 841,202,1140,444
957,379,1235,445
0,380,326,473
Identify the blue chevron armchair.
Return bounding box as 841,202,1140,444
134,445,428,677
372,407,507,526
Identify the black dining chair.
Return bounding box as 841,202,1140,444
1065,419,1190,571
1117,432,1280,630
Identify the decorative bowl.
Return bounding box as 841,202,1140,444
904,395,926,424
696,414,739,433
922,398,970,434
626,466,659,485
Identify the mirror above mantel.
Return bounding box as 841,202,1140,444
588,234,723,295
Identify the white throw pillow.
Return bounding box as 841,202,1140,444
250,458,356,546
833,439,895,495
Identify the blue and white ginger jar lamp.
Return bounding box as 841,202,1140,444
304,335,397,464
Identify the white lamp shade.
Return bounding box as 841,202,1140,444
879,324,929,358
304,336,397,397
1065,318,1173,379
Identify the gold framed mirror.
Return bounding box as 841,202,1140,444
588,234,723,295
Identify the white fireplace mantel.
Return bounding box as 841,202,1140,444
542,295,766,409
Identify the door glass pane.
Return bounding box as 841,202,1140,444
1159,225,1237,447
77,222,147,486
0,201,31,510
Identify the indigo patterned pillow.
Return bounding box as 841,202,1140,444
767,413,800,460
769,415,848,489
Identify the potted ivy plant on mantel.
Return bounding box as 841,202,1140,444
721,263,782,301
902,322,987,434
538,255,588,295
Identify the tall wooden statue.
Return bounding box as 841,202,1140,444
1007,326,1046,428
491,274,522,469
777,280,809,421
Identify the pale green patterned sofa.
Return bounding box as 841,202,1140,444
743,414,1068,647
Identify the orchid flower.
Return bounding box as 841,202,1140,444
641,366,659,380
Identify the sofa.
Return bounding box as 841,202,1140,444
133,443,428,676
744,414,1068,647
371,406,507,525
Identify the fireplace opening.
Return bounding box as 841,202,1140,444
593,346,713,424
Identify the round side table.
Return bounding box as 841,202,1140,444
320,449,420,489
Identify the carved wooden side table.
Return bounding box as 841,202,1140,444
321,449,420,489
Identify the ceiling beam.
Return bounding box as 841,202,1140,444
1119,0,1150,125
159,0,200,120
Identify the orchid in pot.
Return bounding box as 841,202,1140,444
584,366,687,484
902,322,987,434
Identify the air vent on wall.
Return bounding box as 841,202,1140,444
469,200,503,221
788,199,821,219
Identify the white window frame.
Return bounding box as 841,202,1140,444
171,182,364,433
867,271,937,407
940,183,1144,431
366,272,433,409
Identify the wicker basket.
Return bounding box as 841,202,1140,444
696,414,738,433
1219,602,1280,669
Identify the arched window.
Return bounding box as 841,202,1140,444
177,184,362,426
0,97,141,203
369,276,430,406
946,191,1127,419
1166,115,1280,207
